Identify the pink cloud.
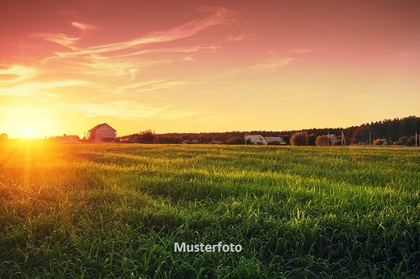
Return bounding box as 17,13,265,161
226,32,255,42
34,33,79,49
250,58,295,71
55,7,234,57
118,46,219,58
71,21,97,31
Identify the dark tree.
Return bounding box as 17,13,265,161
226,136,245,145
308,133,317,146
350,126,376,145
139,129,155,144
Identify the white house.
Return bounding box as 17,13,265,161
264,136,287,145
88,123,116,143
245,135,286,145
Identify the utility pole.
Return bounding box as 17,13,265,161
341,130,346,146
327,132,329,146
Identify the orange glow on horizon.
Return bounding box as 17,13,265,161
1,106,58,139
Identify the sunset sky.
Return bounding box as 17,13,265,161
1,0,419,138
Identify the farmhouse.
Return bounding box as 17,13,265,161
245,135,286,145
88,123,116,143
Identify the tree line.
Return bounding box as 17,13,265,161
115,116,420,146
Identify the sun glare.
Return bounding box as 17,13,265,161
23,127,34,138
1,106,58,139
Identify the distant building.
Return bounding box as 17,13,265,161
264,136,287,145
245,135,286,145
88,123,116,143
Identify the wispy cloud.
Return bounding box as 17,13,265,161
3,6,239,125
223,57,295,78
70,54,180,83
81,54,140,77
250,58,295,71
0,80,87,98
33,33,79,49
77,101,198,120
53,7,234,58
0,65,38,83
118,45,219,58
226,32,254,42
116,79,188,94
0,64,87,98
37,8,232,84
71,21,97,31
78,101,161,119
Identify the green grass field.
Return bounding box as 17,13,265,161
0,142,419,278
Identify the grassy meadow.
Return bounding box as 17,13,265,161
0,141,419,278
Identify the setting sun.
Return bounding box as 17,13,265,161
0,106,58,139
23,127,34,138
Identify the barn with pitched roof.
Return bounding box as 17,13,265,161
87,123,116,143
